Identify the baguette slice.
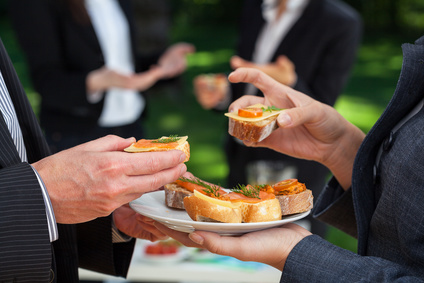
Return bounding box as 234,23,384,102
239,198,282,222
164,183,192,210
225,104,283,142
228,115,278,142
276,189,313,216
124,136,190,162
184,190,243,223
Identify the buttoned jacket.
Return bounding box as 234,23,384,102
280,36,424,282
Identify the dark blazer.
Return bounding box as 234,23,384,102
9,0,162,135
225,0,362,218
0,39,134,282
280,36,424,282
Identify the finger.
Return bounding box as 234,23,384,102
123,150,187,175
78,135,136,152
154,222,203,248
124,163,187,196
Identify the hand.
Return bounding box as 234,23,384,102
230,55,297,86
193,74,229,109
157,42,195,79
155,222,311,271
32,135,187,224
113,205,168,242
86,66,165,93
227,68,365,189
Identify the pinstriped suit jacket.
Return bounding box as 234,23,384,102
0,39,135,282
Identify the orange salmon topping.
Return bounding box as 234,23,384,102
273,179,306,195
238,107,263,118
227,190,275,203
133,139,178,149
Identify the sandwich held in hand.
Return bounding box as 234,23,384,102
225,104,284,142
124,135,190,162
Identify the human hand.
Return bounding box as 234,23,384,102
32,135,187,224
157,42,195,79
193,74,229,109
113,205,168,242
228,68,365,189
230,55,297,86
155,222,311,271
86,66,165,93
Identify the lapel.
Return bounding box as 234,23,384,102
352,36,424,255
0,38,50,164
271,0,323,61
0,40,24,167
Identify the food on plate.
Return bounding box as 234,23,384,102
164,177,227,210
225,104,284,142
267,179,313,216
124,135,190,162
144,239,181,255
173,176,282,223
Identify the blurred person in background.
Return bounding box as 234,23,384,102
9,0,194,153
194,0,362,237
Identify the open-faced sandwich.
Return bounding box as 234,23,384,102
225,103,284,142
165,176,312,223
124,135,190,162
165,176,283,223
259,179,313,216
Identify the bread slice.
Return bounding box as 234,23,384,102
124,136,190,162
228,115,278,142
240,198,282,222
276,189,313,216
184,190,243,223
164,182,192,210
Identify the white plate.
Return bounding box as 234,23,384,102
130,191,310,236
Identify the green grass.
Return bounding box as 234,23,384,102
1,15,419,254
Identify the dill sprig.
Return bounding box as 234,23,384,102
231,184,260,199
152,135,180,143
178,176,222,198
261,106,282,113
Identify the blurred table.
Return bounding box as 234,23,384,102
79,240,282,283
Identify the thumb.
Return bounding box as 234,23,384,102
277,103,317,129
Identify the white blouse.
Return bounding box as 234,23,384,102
86,0,145,127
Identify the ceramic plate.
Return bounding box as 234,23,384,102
130,191,310,236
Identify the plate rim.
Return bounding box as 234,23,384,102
130,191,310,234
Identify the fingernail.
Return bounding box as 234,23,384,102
179,153,186,163
189,233,204,245
278,112,292,127
180,164,187,175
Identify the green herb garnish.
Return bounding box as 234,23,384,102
261,106,282,113
178,176,222,198
152,135,180,143
231,184,260,199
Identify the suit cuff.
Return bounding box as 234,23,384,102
30,164,58,242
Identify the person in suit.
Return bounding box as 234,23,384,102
157,35,424,281
9,0,194,153
0,38,187,282
194,0,362,237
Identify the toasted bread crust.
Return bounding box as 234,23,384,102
276,189,313,216
164,183,192,209
228,116,278,142
183,195,243,223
